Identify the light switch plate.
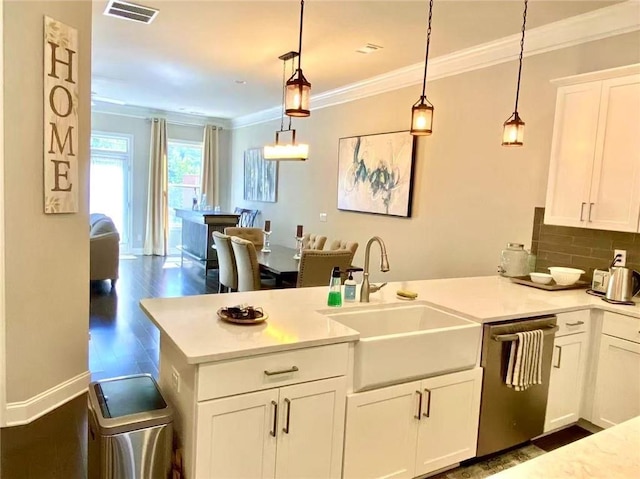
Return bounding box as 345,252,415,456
171,366,180,393
319,213,327,222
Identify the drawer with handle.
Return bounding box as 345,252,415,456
556,310,590,337
602,312,640,344
197,343,349,401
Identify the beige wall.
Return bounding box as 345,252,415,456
230,32,640,283
3,1,91,402
91,112,231,250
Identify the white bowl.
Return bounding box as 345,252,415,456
530,272,553,285
548,267,585,286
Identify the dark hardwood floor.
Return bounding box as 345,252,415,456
1,255,219,479
90,255,219,382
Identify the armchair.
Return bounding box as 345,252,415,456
90,215,120,289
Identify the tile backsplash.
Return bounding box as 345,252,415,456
531,207,640,280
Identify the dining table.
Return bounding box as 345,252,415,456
256,244,301,287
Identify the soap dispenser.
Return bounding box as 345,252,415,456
344,269,357,302
327,266,342,307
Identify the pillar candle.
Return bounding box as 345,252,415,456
264,220,271,232
296,224,303,237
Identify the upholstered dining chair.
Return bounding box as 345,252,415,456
231,236,275,292
301,233,327,250
329,239,359,258
233,207,260,227
224,227,264,248
212,232,237,293
296,250,354,288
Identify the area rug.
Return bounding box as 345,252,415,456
430,444,546,479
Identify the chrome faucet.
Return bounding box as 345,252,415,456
360,236,390,302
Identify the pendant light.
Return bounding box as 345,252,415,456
264,52,309,161
502,0,528,147
285,0,311,117
411,0,435,136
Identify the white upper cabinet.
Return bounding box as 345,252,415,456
544,65,640,232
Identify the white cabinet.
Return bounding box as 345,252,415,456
545,311,590,433
592,312,640,429
544,67,640,232
544,333,589,432
414,369,483,475
343,368,482,479
196,377,346,479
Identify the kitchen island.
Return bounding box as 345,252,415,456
491,416,640,478
140,275,639,478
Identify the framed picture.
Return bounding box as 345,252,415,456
337,130,416,217
244,148,278,202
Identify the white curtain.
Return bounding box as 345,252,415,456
201,125,220,207
143,118,168,256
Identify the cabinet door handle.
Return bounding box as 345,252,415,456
264,366,299,376
283,398,291,434
422,389,432,418
270,400,278,437
566,321,585,327
588,203,594,222
580,202,586,221
554,345,563,369
415,390,423,420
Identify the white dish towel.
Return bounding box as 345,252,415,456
505,329,544,391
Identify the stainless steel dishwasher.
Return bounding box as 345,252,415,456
476,315,558,457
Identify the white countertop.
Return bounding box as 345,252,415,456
490,416,640,478
140,275,639,364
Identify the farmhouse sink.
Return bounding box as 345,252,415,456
325,302,481,391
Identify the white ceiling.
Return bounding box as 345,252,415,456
91,0,620,119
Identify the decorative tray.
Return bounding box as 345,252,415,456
509,276,589,291
217,306,268,325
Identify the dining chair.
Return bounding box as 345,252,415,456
231,236,275,291
329,239,359,258
224,227,264,248
296,249,354,288
212,232,237,293
234,207,260,227
301,233,327,250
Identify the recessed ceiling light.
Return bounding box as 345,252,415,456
104,0,159,25
356,43,384,54
235,80,247,85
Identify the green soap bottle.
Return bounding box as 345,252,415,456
327,266,343,307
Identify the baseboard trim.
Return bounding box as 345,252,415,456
3,371,90,427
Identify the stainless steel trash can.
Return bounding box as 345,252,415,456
88,374,173,479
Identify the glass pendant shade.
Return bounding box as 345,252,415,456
264,143,309,161
502,113,525,146
263,129,309,161
410,100,434,136
285,70,311,117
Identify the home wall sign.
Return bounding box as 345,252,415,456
44,16,79,214
337,131,416,217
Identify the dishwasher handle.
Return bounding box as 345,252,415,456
492,325,559,342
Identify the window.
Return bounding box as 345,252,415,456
167,140,204,254
90,132,131,248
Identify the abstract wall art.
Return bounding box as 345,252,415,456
244,148,278,202
337,131,416,217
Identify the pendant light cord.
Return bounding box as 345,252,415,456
513,0,528,113
297,0,305,71
280,59,286,132
420,0,434,99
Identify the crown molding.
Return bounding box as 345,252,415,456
92,102,232,129
232,1,640,130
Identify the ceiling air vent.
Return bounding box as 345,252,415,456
104,0,159,24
